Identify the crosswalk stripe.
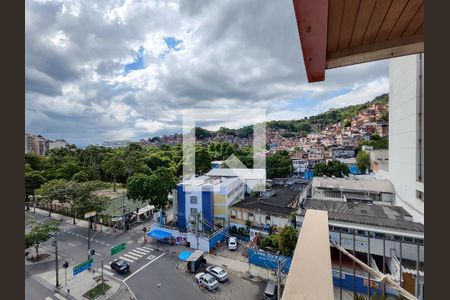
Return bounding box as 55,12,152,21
119,256,134,263
132,249,148,255
45,297,53,300
136,247,150,253
124,253,141,260
53,293,67,300
104,264,112,270
142,246,155,251
127,251,143,258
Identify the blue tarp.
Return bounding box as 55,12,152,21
178,251,192,261
147,229,172,240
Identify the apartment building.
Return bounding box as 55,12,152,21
174,175,246,231
25,133,47,156
49,139,69,150
388,54,424,223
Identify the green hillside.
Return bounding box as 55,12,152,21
194,93,388,139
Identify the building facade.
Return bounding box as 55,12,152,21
388,54,424,223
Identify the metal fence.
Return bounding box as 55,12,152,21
331,227,424,300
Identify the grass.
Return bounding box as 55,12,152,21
83,282,111,299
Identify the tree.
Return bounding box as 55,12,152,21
356,151,371,174
278,226,298,256
101,153,124,191
127,168,175,223
25,221,59,258
195,146,212,175
35,179,68,216
25,171,45,212
267,151,291,179
72,170,89,182
314,160,349,177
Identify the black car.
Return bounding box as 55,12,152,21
110,259,130,274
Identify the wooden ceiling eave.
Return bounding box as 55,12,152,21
293,0,424,83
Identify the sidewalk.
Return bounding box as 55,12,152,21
29,207,117,234
36,264,131,300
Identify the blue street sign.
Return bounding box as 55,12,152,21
73,259,93,276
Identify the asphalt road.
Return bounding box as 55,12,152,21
25,212,264,300
125,252,212,300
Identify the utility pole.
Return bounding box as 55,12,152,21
88,216,91,261
122,192,126,232
53,232,59,288
196,213,199,250
277,259,281,300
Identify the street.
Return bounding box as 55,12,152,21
25,211,264,300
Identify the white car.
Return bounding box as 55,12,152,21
206,265,228,282
195,272,219,291
228,237,238,251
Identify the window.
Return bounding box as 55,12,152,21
190,196,197,204
266,216,271,220
403,237,414,243
416,190,424,202
249,212,254,217
230,215,235,219
190,208,197,215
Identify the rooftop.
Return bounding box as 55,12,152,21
299,199,424,233
312,176,394,193
206,168,266,180
231,187,300,217
179,175,241,190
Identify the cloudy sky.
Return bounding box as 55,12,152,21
25,0,389,147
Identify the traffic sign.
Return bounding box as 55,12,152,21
73,259,93,276
84,211,97,218
111,242,126,256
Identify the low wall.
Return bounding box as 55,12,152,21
247,248,292,273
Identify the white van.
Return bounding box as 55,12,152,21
228,237,238,250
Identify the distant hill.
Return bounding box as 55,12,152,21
193,93,388,139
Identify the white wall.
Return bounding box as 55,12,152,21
184,190,203,229
389,54,424,223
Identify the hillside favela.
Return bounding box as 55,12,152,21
25,1,424,300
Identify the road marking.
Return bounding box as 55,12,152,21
147,255,156,260
126,240,134,244
128,250,144,257
68,243,77,247
95,252,102,257
104,264,112,270
119,256,134,263
135,247,150,252
131,249,148,255
45,297,53,300
123,253,165,282
53,293,68,300
142,246,155,251
123,253,140,260
100,242,105,245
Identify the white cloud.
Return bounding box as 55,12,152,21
25,0,389,146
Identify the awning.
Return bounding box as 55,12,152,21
185,250,204,262
178,251,193,261
147,229,172,240
134,204,155,215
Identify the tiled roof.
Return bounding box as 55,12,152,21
231,187,300,217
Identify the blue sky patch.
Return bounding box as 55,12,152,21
164,37,182,50
124,46,145,74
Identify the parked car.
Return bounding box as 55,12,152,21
228,237,238,250
263,280,277,300
110,259,130,274
195,272,219,291
206,265,228,282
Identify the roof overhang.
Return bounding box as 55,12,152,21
293,0,424,82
